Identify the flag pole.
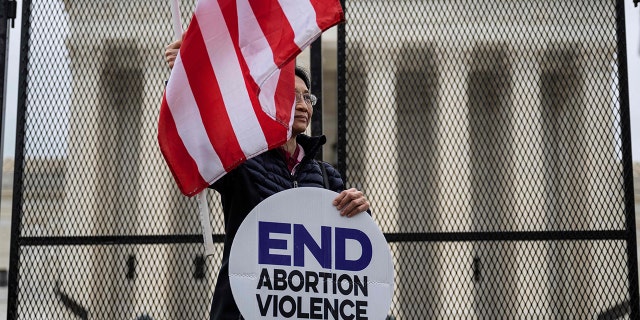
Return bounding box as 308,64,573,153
197,191,215,258
168,0,215,257
169,0,183,40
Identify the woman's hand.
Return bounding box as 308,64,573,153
165,38,182,69
333,188,370,218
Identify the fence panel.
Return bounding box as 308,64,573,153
338,0,637,318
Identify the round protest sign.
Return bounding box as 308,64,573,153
229,187,394,320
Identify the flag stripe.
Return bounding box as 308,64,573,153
164,55,225,182
234,0,295,148
237,0,294,147
273,63,296,133
309,0,345,32
278,0,322,50
195,3,269,158
181,17,246,170
255,63,295,148
237,1,298,148
254,69,288,148
238,0,277,88
248,0,297,67
159,95,210,194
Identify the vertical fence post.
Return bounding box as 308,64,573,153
616,0,639,318
336,0,347,183
310,37,323,161
1,0,7,164
0,1,9,316
7,0,31,318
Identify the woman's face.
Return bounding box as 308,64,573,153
292,76,314,135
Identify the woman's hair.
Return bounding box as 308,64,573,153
295,66,311,89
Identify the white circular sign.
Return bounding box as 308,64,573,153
229,187,394,320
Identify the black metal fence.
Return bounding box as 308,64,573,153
5,0,639,319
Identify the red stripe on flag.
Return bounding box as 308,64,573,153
217,0,259,99
248,66,294,149
219,0,239,47
310,0,345,31
181,17,246,170
219,0,270,146
219,0,292,149
273,61,295,132
248,0,297,67
158,94,208,195
247,96,289,149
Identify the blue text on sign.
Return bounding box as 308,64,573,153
258,221,373,271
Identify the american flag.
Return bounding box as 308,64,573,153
159,0,344,196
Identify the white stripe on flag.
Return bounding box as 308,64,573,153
197,0,268,156
278,0,321,49
258,68,285,120
165,56,224,181
237,0,278,89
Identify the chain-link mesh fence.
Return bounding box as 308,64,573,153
338,0,637,318
7,0,638,319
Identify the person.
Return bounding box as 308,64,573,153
165,39,370,320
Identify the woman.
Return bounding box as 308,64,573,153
165,39,370,320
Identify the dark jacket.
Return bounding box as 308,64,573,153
209,134,344,320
